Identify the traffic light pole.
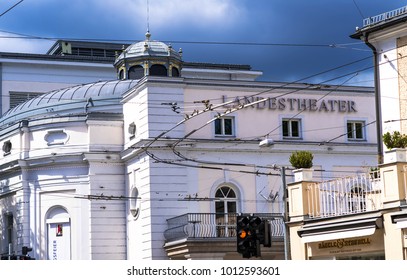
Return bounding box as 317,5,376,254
8,243,12,260
281,166,291,260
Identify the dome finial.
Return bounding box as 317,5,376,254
146,0,151,41
145,30,151,41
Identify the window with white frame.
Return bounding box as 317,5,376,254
347,121,365,140
215,186,238,237
282,118,301,139
214,117,235,137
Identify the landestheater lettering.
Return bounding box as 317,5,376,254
222,95,357,113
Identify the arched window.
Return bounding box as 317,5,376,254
119,69,125,80
215,186,238,237
171,67,180,77
348,186,366,213
215,186,237,214
128,65,144,79
149,64,167,76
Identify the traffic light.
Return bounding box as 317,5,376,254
0,246,35,260
22,246,32,255
257,219,272,247
248,216,262,258
236,215,252,258
236,215,272,258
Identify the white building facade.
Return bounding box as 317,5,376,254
351,5,407,160
286,6,407,260
0,33,378,260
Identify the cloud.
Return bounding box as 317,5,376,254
98,0,244,31
0,32,54,53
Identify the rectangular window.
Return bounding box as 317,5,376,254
9,91,43,109
215,117,235,136
347,121,365,140
282,119,301,138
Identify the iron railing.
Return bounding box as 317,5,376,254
164,213,284,242
363,5,407,27
307,171,383,219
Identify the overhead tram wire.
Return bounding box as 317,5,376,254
0,89,380,181
260,72,360,138
168,73,361,168
0,30,386,177
185,52,402,142
0,28,370,51
138,54,388,174
0,0,24,18
212,72,364,150
145,50,401,172
140,54,375,150
352,0,366,19
179,50,399,144
324,120,376,144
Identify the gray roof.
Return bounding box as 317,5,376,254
115,32,182,65
0,79,139,127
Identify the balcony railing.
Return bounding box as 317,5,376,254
164,213,285,242
306,171,383,219
363,5,407,27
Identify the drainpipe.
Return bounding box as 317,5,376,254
364,33,383,164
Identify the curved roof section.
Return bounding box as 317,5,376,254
0,79,139,126
115,32,182,64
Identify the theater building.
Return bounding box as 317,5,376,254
287,5,407,260
0,32,377,260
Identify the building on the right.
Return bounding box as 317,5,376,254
286,6,407,260
351,5,407,164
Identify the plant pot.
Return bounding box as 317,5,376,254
293,168,313,182
384,148,407,163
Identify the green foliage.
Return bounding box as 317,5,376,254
289,151,314,169
383,131,407,149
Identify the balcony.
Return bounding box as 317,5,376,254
163,213,285,259
306,171,383,219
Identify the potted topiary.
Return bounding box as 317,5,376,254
289,151,314,182
383,131,407,163
383,131,407,149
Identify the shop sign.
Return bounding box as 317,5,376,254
318,238,371,249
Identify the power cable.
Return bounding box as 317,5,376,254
0,0,23,18
352,0,365,19
138,53,387,176
0,28,369,50
167,73,362,168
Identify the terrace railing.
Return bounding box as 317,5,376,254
306,171,383,219
164,213,284,242
363,5,407,27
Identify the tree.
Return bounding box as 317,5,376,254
383,131,407,149
289,151,314,169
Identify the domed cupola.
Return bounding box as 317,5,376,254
114,32,183,80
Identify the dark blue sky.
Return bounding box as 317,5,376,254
0,0,406,86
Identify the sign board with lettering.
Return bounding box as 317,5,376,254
221,95,358,113
307,229,384,258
